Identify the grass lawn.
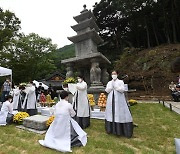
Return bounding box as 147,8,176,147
0,103,180,154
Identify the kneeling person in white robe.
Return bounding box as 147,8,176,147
0,95,13,125
39,90,87,152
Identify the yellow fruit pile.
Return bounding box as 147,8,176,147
13,112,30,124
46,115,55,127
98,93,107,108
87,94,96,106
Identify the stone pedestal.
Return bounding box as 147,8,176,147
88,86,105,104
91,109,105,120
23,115,50,131
41,107,55,116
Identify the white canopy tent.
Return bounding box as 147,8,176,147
0,66,12,81
33,80,49,90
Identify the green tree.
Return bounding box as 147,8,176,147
1,33,57,83
0,7,21,51
93,0,180,61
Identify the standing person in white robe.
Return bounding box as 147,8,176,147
39,90,87,152
14,85,27,111
22,82,37,116
12,86,21,111
0,95,13,125
105,70,133,138
73,75,90,129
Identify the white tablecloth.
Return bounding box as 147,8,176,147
175,138,180,154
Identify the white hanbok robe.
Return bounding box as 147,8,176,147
39,99,87,152
0,100,13,125
105,79,132,123
22,86,37,109
12,88,21,110
73,81,90,117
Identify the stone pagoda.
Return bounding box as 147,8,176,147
61,5,111,92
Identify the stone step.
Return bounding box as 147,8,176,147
23,115,50,131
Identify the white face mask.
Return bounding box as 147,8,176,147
9,99,12,103
78,79,82,83
112,75,117,80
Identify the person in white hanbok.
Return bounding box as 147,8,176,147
12,86,26,111
0,95,13,126
73,76,90,129
12,86,20,110
22,82,37,116
39,90,87,152
105,71,133,138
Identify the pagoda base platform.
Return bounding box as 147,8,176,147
91,109,105,120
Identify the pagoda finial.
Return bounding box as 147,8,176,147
80,4,88,13
83,4,86,9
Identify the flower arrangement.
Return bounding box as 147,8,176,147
63,77,77,84
88,94,96,110
46,115,55,127
13,112,30,124
128,99,138,106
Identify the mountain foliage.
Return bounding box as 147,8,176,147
114,44,180,95
52,44,75,74
91,0,180,95
93,0,180,60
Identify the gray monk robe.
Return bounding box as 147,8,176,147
73,81,90,129
105,79,133,138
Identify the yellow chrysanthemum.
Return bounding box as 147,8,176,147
46,115,55,127
63,77,77,84
128,99,138,106
13,112,30,124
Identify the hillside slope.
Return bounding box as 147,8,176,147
53,44,75,72
115,44,180,96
